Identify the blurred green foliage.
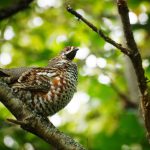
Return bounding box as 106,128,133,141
0,0,150,149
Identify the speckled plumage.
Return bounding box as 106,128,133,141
0,46,78,117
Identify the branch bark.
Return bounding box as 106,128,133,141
0,0,34,21
66,1,150,141
0,82,86,150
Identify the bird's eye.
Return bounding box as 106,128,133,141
65,46,74,52
66,47,71,51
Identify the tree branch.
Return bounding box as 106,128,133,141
0,82,86,150
117,0,147,94
66,5,131,55
0,0,34,21
117,0,150,140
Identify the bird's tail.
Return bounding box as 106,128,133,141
0,68,10,77
0,67,32,84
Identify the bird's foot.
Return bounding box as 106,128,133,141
7,114,35,126
7,118,26,126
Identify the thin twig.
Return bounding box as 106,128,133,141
66,5,131,55
0,0,34,21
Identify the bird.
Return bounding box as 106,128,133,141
0,46,79,117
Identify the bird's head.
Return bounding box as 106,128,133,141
47,46,79,67
60,46,79,61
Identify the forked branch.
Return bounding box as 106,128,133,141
117,0,150,140
66,0,150,141
66,5,130,55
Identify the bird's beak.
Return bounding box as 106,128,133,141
66,47,79,60
73,47,79,52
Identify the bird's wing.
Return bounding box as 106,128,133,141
12,68,58,92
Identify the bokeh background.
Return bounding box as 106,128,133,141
0,0,150,150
